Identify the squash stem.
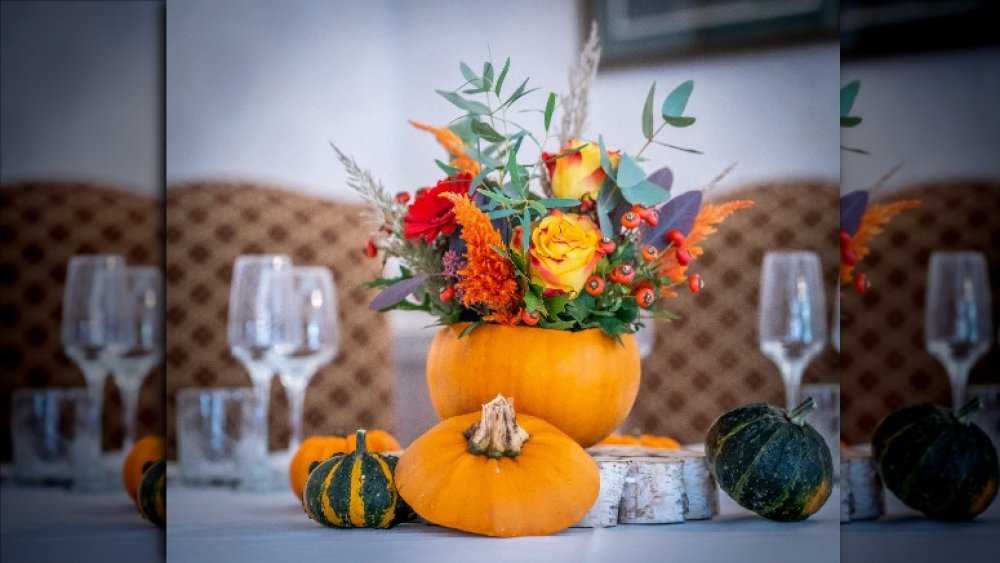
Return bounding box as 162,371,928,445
355,429,368,455
466,394,530,458
787,397,817,426
955,398,983,425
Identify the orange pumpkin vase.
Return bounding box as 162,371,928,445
395,394,600,537
426,323,641,448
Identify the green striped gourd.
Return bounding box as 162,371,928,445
705,398,833,521
137,459,166,527
302,429,401,528
872,399,998,521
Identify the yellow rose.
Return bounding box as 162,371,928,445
527,210,605,296
543,140,620,201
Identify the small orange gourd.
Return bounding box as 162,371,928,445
123,436,164,501
345,429,401,453
395,394,600,537
288,436,348,499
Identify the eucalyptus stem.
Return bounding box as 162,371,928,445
635,121,669,159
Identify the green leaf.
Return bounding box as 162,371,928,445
651,140,704,154
494,57,510,95
524,290,545,314
459,321,482,338
662,80,694,118
488,208,519,220
435,159,461,176
471,120,505,142
596,177,615,237
521,208,531,254
488,244,510,258
467,165,495,195
598,135,616,180
539,197,580,208
544,92,557,131
642,82,656,139
620,180,670,206
507,150,523,195
841,145,870,154
545,294,570,316
460,62,478,83
840,116,862,128
663,116,696,128
436,90,490,115
841,80,861,117
479,189,516,205
504,78,536,107
483,62,494,89
528,200,547,214
539,319,577,330
615,154,646,188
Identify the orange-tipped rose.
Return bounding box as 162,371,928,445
543,140,619,201
528,210,604,296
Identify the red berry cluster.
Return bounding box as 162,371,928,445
840,228,868,294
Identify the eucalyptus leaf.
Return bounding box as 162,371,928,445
620,180,668,206
642,82,656,139
544,92,557,131
528,200,547,214
495,57,510,95
460,62,478,83
596,178,615,237
488,208,520,220
436,89,490,115
642,190,702,248
479,189,516,205
539,197,580,208
598,135,616,180
841,80,861,117
435,159,461,176
471,120,505,142
616,154,646,188
483,62,494,89
840,116,862,128
662,80,694,118
646,166,674,193
652,140,703,154
521,208,531,254
467,165,495,195
663,116,696,128
369,275,428,311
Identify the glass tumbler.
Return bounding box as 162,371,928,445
176,387,255,486
11,388,89,485
800,383,840,470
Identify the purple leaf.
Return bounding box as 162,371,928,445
369,275,428,311
646,167,674,193
840,191,868,236
641,190,702,249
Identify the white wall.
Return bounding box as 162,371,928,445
841,46,1000,195
0,1,161,196
166,0,840,200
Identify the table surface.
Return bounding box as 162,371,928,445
1,481,162,563
167,476,840,563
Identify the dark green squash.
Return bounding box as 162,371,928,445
302,429,402,528
705,398,833,521
136,459,166,527
872,399,998,521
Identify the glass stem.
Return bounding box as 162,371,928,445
946,358,973,411
283,376,309,454
80,365,107,454
246,366,273,458
779,358,807,412
114,373,146,452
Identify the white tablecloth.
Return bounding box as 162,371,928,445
0,482,162,563
167,476,840,563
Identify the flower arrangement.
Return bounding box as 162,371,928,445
839,80,920,293
337,27,751,339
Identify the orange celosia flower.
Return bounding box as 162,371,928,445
840,200,920,284
655,200,755,292
439,192,523,324
410,120,481,176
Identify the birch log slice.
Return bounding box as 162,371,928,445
843,448,883,521
573,457,630,527
618,457,686,524
662,450,719,520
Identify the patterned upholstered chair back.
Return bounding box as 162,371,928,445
165,182,397,456
625,180,839,444
0,182,161,459
840,180,1000,443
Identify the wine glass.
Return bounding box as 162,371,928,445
228,254,293,489
267,266,340,455
634,311,657,360
925,251,993,411
107,266,163,453
832,290,841,353
759,252,828,411
62,254,126,489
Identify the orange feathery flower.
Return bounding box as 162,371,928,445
410,120,481,176
439,193,523,324
840,200,920,284
655,200,755,290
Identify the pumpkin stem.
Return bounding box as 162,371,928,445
787,397,816,426
355,429,368,455
955,398,983,425
466,394,530,458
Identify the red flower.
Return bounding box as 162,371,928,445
403,173,473,243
